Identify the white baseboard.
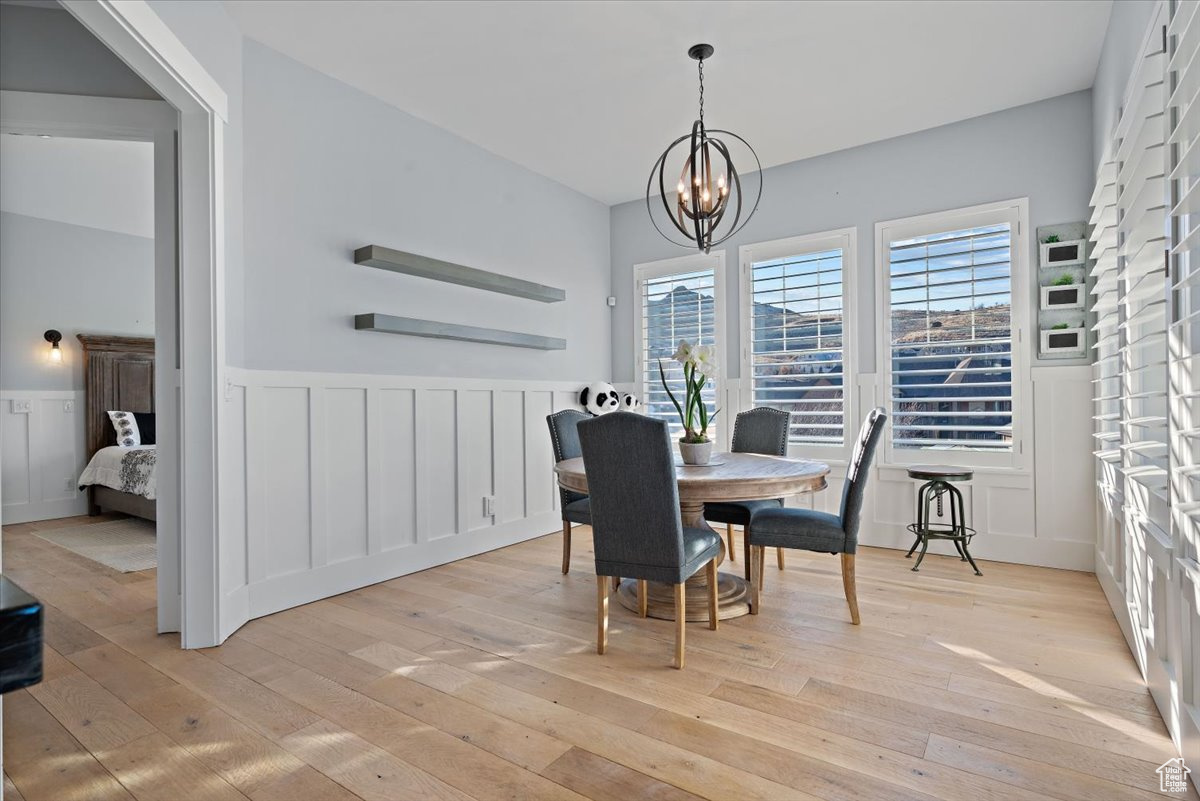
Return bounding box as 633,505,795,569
2,496,88,525
246,513,561,621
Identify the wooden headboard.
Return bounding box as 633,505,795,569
77,334,155,460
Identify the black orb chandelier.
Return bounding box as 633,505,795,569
646,43,762,254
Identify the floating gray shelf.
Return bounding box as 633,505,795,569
355,314,566,350
354,245,566,303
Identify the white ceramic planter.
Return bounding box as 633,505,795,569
1039,239,1087,268
679,440,714,465
1040,327,1086,356
1040,283,1086,310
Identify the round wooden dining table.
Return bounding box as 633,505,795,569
554,452,830,621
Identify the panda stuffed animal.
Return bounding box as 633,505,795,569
579,382,620,416
579,382,641,416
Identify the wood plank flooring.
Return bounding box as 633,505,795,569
2,514,1192,800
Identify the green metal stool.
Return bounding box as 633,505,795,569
905,465,981,576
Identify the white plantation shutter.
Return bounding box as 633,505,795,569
1167,0,1200,760
1118,30,1170,560
749,245,846,445
637,265,719,438
1091,155,1123,570
886,223,1015,451
1169,0,1200,573
1092,0,1200,771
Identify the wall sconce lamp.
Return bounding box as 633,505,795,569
44,330,63,365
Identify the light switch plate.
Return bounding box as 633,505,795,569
10,400,31,414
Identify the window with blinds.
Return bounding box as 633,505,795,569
637,264,720,438
748,242,847,446
886,223,1014,451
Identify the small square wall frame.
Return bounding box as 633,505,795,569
355,314,566,350
354,245,566,303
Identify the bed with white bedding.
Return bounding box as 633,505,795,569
78,445,157,501
76,334,158,522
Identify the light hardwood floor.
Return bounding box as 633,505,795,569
2,514,1194,801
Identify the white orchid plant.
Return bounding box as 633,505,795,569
658,339,720,444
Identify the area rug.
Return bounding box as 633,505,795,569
33,518,157,573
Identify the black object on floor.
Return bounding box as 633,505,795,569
0,575,44,693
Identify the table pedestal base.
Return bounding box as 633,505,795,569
613,498,751,621
615,572,750,621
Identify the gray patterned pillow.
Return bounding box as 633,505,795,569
107,410,142,448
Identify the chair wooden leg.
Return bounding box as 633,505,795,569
749,545,761,615
638,579,648,618
674,582,686,669
726,524,736,562
841,553,860,625
743,523,752,580
612,576,621,594
596,576,609,654
757,541,766,592
562,520,572,574
777,547,785,570
706,559,719,630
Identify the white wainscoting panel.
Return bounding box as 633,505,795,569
212,362,1097,643
1,390,87,524
220,369,581,635
851,368,1095,570
708,370,1095,571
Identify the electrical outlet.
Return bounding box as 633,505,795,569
482,496,495,517
10,400,31,414
63,400,74,413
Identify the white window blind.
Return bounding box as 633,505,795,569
638,266,719,437
749,246,846,445
886,223,1014,450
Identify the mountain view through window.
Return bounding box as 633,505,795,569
640,269,718,438
888,223,1013,450
750,247,846,445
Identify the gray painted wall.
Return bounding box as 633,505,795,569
1092,0,1158,167
609,90,1094,383
0,4,158,99
0,212,154,391
240,40,611,381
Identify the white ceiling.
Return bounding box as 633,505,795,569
0,135,155,238
224,0,1113,205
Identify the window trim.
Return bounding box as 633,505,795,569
739,227,857,458
875,198,1031,472
633,251,727,437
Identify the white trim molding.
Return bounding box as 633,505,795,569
59,0,229,648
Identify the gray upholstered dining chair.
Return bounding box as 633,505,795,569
747,407,887,625
577,412,721,669
704,407,791,573
547,409,593,574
